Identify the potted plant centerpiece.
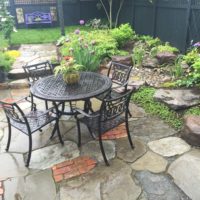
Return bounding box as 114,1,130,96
54,57,82,84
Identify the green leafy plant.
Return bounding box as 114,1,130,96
185,106,200,116
0,52,14,72
54,57,82,76
139,35,161,47
132,46,145,66
132,87,183,129
0,0,15,42
170,55,184,78
111,24,134,47
85,18,108,29
183,49,200,65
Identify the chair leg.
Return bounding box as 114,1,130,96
125,120,134,149
5,124,11,151
45,100,48,110
98,132,110,166
56,119,64,145
26,134,32,167
76,119,81,147
128,108,132,117
50,122,57,140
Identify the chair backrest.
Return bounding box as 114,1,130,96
107,62,133,86
100,89,134,122
23,61,53,84
0,101,26,124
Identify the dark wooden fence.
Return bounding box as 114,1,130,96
9,0,104,28
119,0,200,52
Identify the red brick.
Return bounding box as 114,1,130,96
54,174,63,182
86,159,97,166
0,188,3,195
55,160,74,169
64,169,80,180
86,164,96,171
53,166,71,176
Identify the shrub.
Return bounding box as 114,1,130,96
111,24,134,47
139,35,162,48
0,52,14,71
132,87,183,130
183,49,200,65
132,46,145,66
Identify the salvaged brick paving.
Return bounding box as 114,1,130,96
101,123,127,140
52,156,97,182
0,181,4,199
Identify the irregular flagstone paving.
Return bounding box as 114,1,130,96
3,169,57,200
168,149,200,200
135,171,190,200
131,151,168,173
29,141,80,169
81,140,116,163
117,138,147,163
0,153,28,181
130,116,177,142
148,137,191,157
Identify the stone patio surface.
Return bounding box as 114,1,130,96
0,44,199,200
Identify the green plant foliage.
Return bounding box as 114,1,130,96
132,87,183,129
183,49,200,65
85,18,108,29
139,35,161,47
132,46,145,66
170,55,184,78
185,106,200,116
160,81,177,88
111,24,134,47
151,43,179,56
0,52,14,71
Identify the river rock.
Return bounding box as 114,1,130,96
168,149,200,200
182,115,200,146
156,52,176,64
111,55,133,66
154,89,200,110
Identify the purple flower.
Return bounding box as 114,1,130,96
74,29,80,35
193,42,200,47
79,20,85,25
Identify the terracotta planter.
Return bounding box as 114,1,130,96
63,72,80,84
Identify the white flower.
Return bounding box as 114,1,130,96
13,27,17,32
1,18,6,22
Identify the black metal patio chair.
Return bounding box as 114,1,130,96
75,89,135,166
0,97,64,167
23,61,54,110
97,61,134,116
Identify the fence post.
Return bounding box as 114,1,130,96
152,0,158,37
184,0,192,52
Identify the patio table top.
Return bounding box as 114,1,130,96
30,72,112,102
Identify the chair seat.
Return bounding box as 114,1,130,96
79,111,126,136
10,110,56,134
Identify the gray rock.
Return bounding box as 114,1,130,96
111,55,133,66
142,57,159,68
0,129,3,141
154,89,200,110
129,103,147,119
117,138,146,163
168,149,200,200
130,116,177,142
156,52,176,64
81,140,115,163
29,141,79,169
135,171,190,200
131,151,168,173
148,137,191,157
0,153,28,181
4,169,57,200
182,115,200,146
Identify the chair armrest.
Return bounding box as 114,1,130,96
74,108,100,118
112,81,128,90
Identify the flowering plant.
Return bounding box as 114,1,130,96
54,57,82,76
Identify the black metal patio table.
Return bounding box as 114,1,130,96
30,72,112,114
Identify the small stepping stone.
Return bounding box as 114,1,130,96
148,137,191,157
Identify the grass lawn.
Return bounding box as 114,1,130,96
0,26,92,47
